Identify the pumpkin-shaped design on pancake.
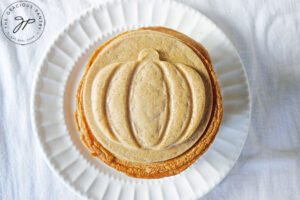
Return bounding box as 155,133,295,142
88,49,206,151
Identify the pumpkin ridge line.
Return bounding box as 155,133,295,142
155,61,193,149
152,61,185,149
101,63,122,142
125,61,141,148
172,63,193,144
150,61,170,147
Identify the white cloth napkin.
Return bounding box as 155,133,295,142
1,0,299,199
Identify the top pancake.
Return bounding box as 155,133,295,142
82,29,213,163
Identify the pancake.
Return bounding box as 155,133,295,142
75,27,223,178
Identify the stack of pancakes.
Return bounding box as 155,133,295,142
75,27,222,178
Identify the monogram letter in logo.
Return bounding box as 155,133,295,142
13,16,36,33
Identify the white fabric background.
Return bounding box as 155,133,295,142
0,0,299,199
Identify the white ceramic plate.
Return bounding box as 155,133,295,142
31,0,251,199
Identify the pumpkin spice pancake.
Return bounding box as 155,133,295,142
75,27,222,178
